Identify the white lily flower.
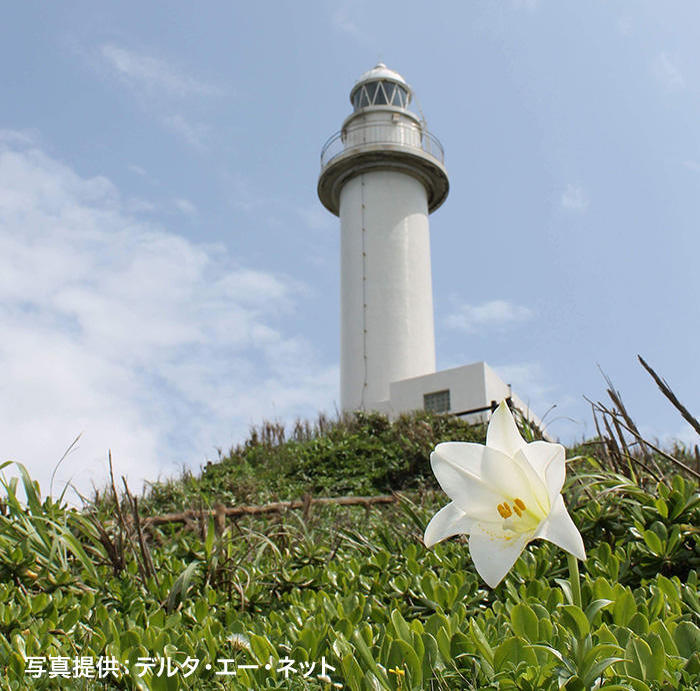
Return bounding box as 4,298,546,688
424,400,585,588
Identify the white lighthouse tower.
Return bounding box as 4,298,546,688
319,63,545,431
318,63,449,412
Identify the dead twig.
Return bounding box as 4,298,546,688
143,494,397,528
587,397,700,481
122,477,159,587
638,355,700,437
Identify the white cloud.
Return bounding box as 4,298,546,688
0,129,37,146
126,197,157,214
163,114,209,151
617,16,633,36
100,44,219,98
652,52,685,90
298,203,332,231
173,198,197,216
511,0,540,10
560,184,589,212
492,362,581,440
96,45,218,150
331,6,364,39
453,355,579,440
495,362,551,405
446,300,534,333
0,132,336,503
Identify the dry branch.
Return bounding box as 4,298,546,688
638,355,700,437
143,494,397,528
587,397,700,481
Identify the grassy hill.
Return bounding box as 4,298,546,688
0,406,698,689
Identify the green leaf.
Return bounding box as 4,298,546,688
644,633,665,682
530,643,575,674
341,653,364,691
166,561,200,613
387,639,422,689
654,498,668,518
642,530,663,556
584,598,612,625
494,636,537,671
421,632,442,680
673,621,700,659
352,628,389,688
16,462,43,515
511,602,539,641
469,619,494,666
435,626,452,663
390,609,412,644
59,607,80,632
583,642,623,670
684,652,700,676
562,676,586,691
624,635,653,681
555,577,574,605
656,575,679,601
204,514,215,559
363,670,387,691
249,634,275,666
649,620,678,657
582,656,626,688
560,605,590,639
613,589,637,627
628,612,649,635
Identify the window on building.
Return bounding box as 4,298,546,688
424,389,450,414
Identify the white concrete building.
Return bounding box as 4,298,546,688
318,64,542,429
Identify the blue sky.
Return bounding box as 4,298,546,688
1,1,698,500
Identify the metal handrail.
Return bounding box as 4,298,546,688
320,122,445,169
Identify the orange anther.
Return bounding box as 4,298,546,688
514,498,526,511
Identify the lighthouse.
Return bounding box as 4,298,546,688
318,63,448,412
319,63,545,431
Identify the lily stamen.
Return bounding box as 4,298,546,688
513,498,526,517
497,502,513,519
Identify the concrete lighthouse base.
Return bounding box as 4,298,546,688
371,360,549,437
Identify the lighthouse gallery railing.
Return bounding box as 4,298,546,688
320,122,445,169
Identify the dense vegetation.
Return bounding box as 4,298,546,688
0,405,698,689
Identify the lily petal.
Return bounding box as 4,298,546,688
432,442,483,475
468,530,531,588
486,401,526,458
430,445,504,517
534,494,586,561
511,449,551,515
423,502,476,547
480,447,542,516
523,441,566,504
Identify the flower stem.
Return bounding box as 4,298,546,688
567,553,582,609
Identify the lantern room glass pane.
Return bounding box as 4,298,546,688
365,82,379,103
353,81,409,109
395,86,407,107
374,81,388,105
358,86,369,108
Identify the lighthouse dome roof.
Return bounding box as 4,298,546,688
349,63,412,110
355,62,408,87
